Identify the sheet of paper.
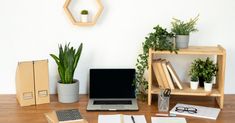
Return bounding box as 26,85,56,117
123,115,146,123
151,117,187,123
98,114,146,123
98,114,121,123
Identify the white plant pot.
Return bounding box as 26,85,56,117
81,15,88,22
57,79,79,103
190,80,199,90
204,82,213,91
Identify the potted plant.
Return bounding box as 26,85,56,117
50,43,83,103
202,57,218,91
189,63,199,90
190,58,205,87
171,15,199,49
80,10,89,22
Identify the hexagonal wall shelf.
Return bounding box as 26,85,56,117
63,0,104,26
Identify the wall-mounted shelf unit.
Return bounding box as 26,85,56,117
63,0,104,26
148,45,226,109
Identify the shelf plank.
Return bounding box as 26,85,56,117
151,45,225,55
151,83,221,97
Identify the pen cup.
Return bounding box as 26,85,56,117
158,89,170,112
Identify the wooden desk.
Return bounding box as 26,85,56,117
0,94,235,123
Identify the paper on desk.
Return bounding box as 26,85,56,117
98,114,146,123
151,117,187,123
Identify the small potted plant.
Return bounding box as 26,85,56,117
50,42,83,103
80,10,89,22
189,63,199,90
171,15,199,49
202,57,218,91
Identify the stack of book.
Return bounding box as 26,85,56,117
152,59,183,89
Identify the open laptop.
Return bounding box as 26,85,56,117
87,69,138,111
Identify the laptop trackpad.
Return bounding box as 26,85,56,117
93,100,132,105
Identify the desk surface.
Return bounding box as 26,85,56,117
0,94,235,123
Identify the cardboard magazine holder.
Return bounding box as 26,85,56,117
15,59,50,106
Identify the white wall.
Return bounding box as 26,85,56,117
0,0,235,94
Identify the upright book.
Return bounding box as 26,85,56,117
166,61,183,89
152,60,165,88
161,60,175,89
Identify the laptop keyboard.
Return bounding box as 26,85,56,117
93,100,132,105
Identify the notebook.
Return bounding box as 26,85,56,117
151,117,187,123
56,109,83,123
170,103,220,120
98,114,146,123
44,110,87,123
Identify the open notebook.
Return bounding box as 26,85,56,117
98,114,146,123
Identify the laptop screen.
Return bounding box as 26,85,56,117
89,69,136,98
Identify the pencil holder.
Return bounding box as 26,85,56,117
158,89,170,112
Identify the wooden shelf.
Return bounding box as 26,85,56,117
151,83,221,97
151,45,225,55
148,45,226,109
63,0,104,26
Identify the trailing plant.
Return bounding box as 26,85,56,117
50,43,83,84
171,15,199,35
81,10,88,15
134,25,178,99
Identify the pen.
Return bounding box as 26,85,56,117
131,115,136,123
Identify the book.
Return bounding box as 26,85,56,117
157,60,170,88
166,61,183,89
98,114,146,123
152,60,165,88
56,109,83,123
161,60,175,89
170,103,221,120
151,117,187,123
44,110,87,123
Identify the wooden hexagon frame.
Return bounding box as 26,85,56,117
63,0,104,26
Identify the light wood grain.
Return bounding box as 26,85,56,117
151,45,224,55
148,45,226,108
0,94,235,123
63,0,104,26
151,83,221,96
148,49,153,105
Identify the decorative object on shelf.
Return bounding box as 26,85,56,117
134,25,178,100
63,0,104,26
171,15,199,49
50,43,83,103
148,45,226,109
189,60,199,90
202,57,218,91
80,10,89,23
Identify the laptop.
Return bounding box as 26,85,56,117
87,69,139,111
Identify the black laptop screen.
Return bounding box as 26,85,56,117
89,69,136,98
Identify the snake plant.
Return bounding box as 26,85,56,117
50,43,83,84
